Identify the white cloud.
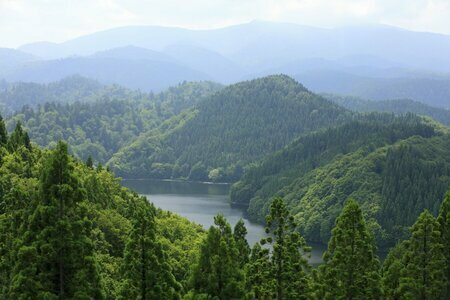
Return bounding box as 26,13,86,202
0,0,449,48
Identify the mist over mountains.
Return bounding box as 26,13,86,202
1,20,450,107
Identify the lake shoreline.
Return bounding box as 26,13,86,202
121,177,232,185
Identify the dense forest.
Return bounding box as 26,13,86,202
324,93,450,125
0,119,449,298
231,113,450,247
5,77,222,163
109,75,350,181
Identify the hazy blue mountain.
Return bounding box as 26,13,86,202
5,54,210,92
18,21,450,74
0,48,38,75
324,94,450,125
294,70,450,108
92,45,175,62
163,44,244,83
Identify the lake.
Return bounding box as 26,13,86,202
121,179,325,264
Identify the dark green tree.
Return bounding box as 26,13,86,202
120,199,180,299
7,121,31,151
190,214,245,299
246,243,274,299
0,116,7,145
320,199,381,299
400,210,446,299
9,141,104,299
233,218,250,268
381,241,408,300
438,191,450,298
263,197,311,300
86,155,94,168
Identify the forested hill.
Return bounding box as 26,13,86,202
0,76,110,114
109,75,350,181
231,113,450,247
6,79,222,163
324,93,450,125
0,120,205,299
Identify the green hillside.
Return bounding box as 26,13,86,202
109,75,350,181
231,114,450,247
325,93,450,125
6,79,222,163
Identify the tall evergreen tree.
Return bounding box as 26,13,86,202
233,218,251,268
400,210,446,299
381,241,408,300
86,155,94,169
246,243,274,299
0,116,7,146
9,141,104,299
320,199,381,299
263,197,311,300
438,191,450,299
190,214,245,299
120,199,180,299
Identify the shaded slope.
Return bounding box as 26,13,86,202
324,94,450,125
230,114,450,246
109,75,349,181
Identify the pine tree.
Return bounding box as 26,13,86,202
233,218,250,267
381,241,408,300
263,197,311,300
320,199,381,299
7,121,26,151
246,243,274,299
86,155,94,168
120,199,180,299
9,141,104,299
400,210,446,299
438,191,450,299
0,116,7,146
190,214,245,299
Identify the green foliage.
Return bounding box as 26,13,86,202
9,141,104,299
381,241,408,299
110,75,349,181
190,214,246,299
319,199,381,299
246,197,311,299
0,124,206,299
438,192,450,298
401,211,446,299
234,219,251,268
325,93,450,126
6,78,221,164
120,199,181,299
231,114,450,246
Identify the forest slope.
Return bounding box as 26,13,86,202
231,114,450,247
109,75,350,181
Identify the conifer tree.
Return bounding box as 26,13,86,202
0,116,7,146
86,155,94,168
400,210,446,299
234,218,250,267
9,141,104,299
120,199,180,299
7,121,26,151
438,191,450,299
246,243,274,299
381,241,408,300
320,199,381,299
190,214,245,299
263,197,311,300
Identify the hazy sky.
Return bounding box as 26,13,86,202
1,0,450,48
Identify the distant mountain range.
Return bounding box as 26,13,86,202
1,21,450,106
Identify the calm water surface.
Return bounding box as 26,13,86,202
121,179,325,264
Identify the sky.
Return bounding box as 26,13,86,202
1,0,450,48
